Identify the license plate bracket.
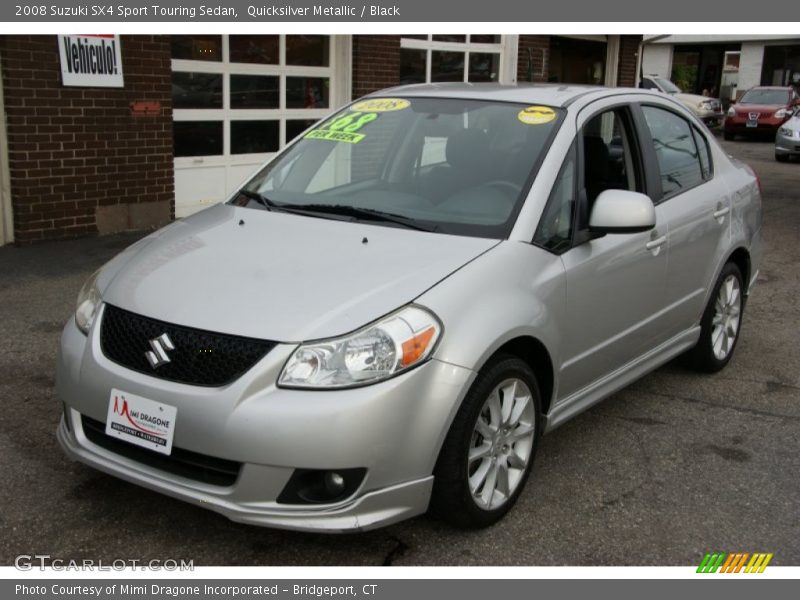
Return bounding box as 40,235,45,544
105,389,177,455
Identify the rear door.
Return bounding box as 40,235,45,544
636,103,732,334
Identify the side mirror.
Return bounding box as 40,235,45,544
589,189,656,234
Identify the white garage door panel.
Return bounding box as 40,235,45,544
174,165,228,218
229,161,266,194
172,35,350,219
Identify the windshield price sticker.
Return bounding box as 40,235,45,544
305,111,379,144
518,105,556,125
351,98,410,112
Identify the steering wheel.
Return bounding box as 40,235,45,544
484,180,523,197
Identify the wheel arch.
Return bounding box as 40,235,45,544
727,246,751,295
481,335,556,418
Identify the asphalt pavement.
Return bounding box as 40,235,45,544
0,136,798,566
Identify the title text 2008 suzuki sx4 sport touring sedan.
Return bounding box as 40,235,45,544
57,84,762,532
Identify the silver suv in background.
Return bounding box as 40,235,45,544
57,84,762,532
641,75,725,127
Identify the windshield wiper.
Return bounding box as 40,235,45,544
237,189,283,211
287,204,438,232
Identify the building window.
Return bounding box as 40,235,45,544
400,35,504,85
171,35,333,159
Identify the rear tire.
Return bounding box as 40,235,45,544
430,354,541,528
683,262,744,373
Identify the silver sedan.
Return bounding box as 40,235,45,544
57,84,763,531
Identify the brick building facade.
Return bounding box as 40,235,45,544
0,35,173,243
0,34,641,244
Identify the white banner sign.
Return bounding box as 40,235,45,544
58,34,124,88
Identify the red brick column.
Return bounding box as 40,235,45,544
517,36,551,83
617,35,643,88
352,35,401,99
0,35,174,243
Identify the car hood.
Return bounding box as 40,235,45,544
732,103,783,114
782,115,800,131
675,92,715,105
100,204,499,342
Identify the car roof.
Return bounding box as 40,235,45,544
366,82,642,108
747,86,792,90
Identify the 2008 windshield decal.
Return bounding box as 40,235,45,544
305,112,379,144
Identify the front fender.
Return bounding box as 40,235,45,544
418,241,565,385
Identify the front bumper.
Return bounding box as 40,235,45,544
724,117,783,134
695,109,724,126
56,308,475,531
775,130,800,156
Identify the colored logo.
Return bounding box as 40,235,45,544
518,105,556,125
350,98,410,112
697,552,773,573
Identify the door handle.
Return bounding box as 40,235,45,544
645,236,667,250
713,206,730,219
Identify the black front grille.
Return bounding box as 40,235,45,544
81,415,241,487
100,304,275,387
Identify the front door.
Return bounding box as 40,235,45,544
557,105,669,399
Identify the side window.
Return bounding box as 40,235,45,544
534,143,576,253
692,126,713,180
640,78,658,90
642,106,705,199
581,109,642,207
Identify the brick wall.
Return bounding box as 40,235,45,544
617,35,642,87
517,36,550,83
352,36,401,99
0,35,173,243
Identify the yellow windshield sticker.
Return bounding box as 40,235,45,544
305,111,379,144
351,98,410,112
518,105,556,125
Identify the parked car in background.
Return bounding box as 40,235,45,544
775,106,800,162
724,86,800,140
640,75,724,126
57,84,762,532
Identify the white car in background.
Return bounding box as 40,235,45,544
640,75,724,127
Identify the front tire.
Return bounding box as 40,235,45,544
684,262,744,373
723,130,734,141
775,153,789,163
430,355,541,528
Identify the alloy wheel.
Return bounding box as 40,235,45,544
467,378,536,510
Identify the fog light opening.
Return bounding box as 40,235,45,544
276,468,367,505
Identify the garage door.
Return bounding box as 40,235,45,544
171,35,349,218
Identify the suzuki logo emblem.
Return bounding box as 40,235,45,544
145,333,174,369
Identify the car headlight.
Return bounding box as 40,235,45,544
278,305,442,389
778,127,793,136
75,269,102,335
727,106,736,117
774,108,791,119
698,101,713,110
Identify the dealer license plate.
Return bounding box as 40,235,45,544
105,388,177,455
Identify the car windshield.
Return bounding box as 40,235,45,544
739,89,790,105
233,96,564,238
655,78,682,94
